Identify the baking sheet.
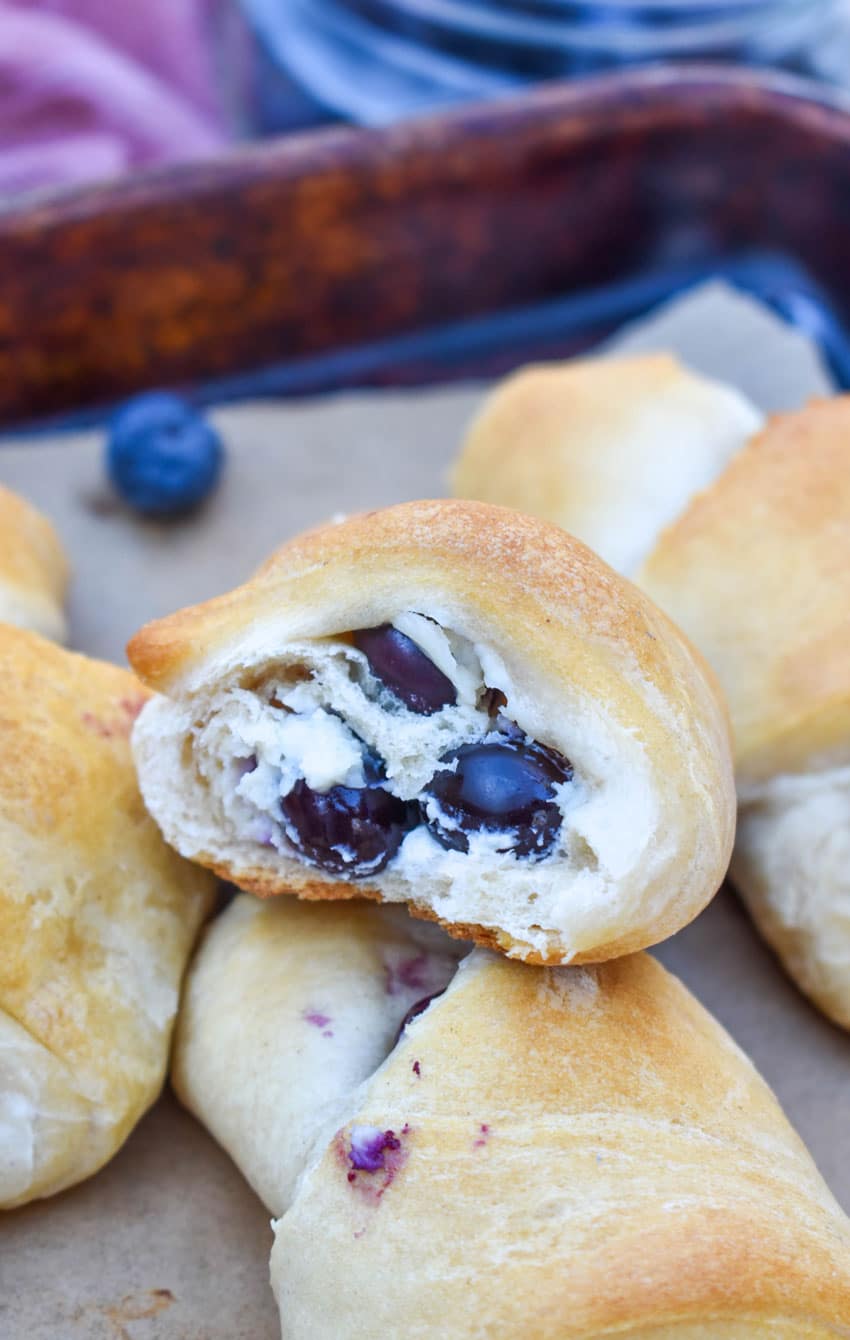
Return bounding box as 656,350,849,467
0,282,846,1339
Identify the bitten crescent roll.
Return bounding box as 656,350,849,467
127,499,735,966
0,625,215,1209
174,895,850,1339
0,483,69,641
639,400,850,1027
452,353,763,576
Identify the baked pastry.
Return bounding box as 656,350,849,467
173,896,464,1216
639,400,850,1027
0,625,215,1209
0,483,69,640
452,352,762,575
127,499,735,965
456,350,850,1026
174,894,850,1338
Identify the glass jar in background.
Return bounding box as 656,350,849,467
237,0,850,130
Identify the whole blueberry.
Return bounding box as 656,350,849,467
280,775,417,878
353,624,457,715
421,735,573,860
107,392,224,517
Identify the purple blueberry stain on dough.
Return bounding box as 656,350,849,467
81,694,148,740
348,1126,401,1172
342,1123,411,1200
119,695,147,726
412,1060,421,1077
250,818,276,847
473,1124,491,1150
384,952,430,996
303,1009,334,1038
81,711,114,739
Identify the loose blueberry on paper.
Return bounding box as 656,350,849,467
107,392,224,517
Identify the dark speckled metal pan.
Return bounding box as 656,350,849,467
1,64,850,428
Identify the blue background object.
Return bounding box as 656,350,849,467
107,391,224,517
240,0,848,128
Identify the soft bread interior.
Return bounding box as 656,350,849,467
732,764,850,1029
135,611,688,963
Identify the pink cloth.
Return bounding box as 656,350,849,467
0,1,229,197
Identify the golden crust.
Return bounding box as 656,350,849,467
272,950,850,1337
127,499,735,963
0,483,69,640
198,854,691,966
128,498,726,712
451,353,761,577
639,400,850,783
0,625,215,1207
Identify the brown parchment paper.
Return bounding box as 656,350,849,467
0,283,846,1340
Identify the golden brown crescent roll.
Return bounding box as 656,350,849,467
0,625,215,1208
0,484,69,641
127,499,735,966
174,895,850,1338
452,353,762,576
639,401,850,1027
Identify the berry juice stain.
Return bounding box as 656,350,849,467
473,1123,491,1150
302,1009,334,1038
340,1123,412,1203
384,952,433,996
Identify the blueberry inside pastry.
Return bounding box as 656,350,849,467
128,500,736,965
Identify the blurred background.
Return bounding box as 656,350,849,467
1,0,849,201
